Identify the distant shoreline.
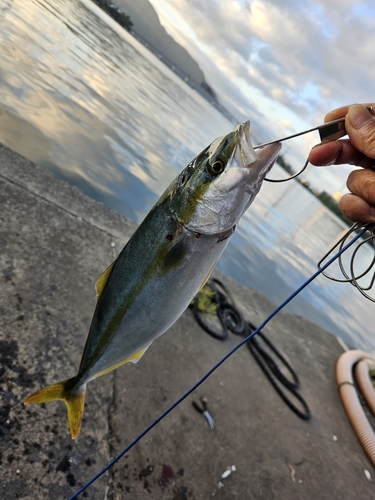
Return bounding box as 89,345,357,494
88,1,350,228
89,0,238,124
279,157,352,227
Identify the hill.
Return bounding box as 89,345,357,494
116,0,207,86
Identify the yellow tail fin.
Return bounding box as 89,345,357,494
24,379,86,439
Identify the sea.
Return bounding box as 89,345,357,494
0,0,374,351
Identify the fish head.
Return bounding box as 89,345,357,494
170,121,281,235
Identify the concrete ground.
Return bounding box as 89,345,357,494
0,144,374,499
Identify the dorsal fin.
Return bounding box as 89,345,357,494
95,260,116,301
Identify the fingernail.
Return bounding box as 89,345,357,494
348,104,375,130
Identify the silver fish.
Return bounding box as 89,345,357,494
24,121,281,438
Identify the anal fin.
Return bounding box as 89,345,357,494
93,344,152,379
199,264,216,291
125,345,151,364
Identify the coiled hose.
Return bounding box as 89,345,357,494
336,350,375,465
190,278,311,420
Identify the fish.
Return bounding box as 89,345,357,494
24,121,281,438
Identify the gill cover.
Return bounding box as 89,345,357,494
172,121,281,235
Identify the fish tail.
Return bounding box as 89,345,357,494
24,378,86,439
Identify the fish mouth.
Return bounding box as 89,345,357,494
238,120,281,175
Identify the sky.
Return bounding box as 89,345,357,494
147,0,375,195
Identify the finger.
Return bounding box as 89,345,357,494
324,105,351,123
339,193,375,223
344,105,375,159
324,102,375,123
346,168,375,206
308,139,372,168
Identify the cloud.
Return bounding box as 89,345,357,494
151,0,375,110
149,0,375,191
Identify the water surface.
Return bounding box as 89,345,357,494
0,0,374,350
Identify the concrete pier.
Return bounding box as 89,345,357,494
0,144,374,499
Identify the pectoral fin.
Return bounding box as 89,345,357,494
162,238,188,274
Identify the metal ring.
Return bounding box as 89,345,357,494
318,222,375,302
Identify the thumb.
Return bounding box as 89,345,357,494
346,104,375,159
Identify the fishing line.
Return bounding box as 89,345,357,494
69,224,370,499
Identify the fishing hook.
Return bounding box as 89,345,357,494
255,108,375,300
256,106,373,183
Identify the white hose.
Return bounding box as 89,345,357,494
336,350,375,466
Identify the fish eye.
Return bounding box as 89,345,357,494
208,160,224,176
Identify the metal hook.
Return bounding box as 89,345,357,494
253,107,375,301
257,106,373,183
264,157,309,183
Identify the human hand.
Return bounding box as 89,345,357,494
308,104,375,223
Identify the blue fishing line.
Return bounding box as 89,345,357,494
70,224,369,499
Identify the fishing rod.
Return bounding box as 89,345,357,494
69,225,370,499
